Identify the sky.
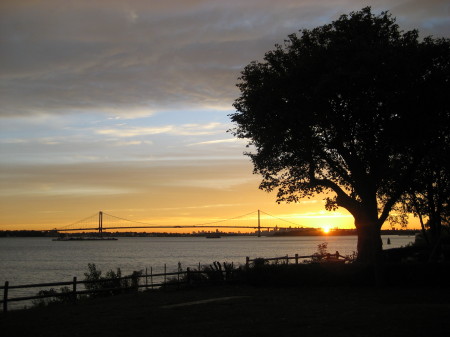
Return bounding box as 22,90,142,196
1,0,449,232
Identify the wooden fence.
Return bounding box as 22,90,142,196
0,267,212,313
245,252,349,267
2,253,350,313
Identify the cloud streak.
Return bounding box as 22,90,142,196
96,122,226,137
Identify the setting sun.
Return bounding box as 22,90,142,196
322,226,331,234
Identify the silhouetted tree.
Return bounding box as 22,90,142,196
230,7,450,264
403,142,450,256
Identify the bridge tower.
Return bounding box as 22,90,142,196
98,211,103,234
257,209,261,237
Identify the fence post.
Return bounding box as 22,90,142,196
186,267,191,285
164,264,167,284
145,267,148,290
177,263,181,285
246,256,250,268
286,255,289,264
150,267,153,290
72,277,77,304
295,254,299,264
3,281,8,313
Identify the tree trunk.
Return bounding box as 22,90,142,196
355,220,384,286
355,220,382,265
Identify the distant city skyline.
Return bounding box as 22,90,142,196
1,0,449,230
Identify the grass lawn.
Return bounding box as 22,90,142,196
1,284,449,337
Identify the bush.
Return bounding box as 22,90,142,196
83,263,143,297
32,286,72,307
162,261,241,289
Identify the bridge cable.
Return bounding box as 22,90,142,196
58,212,99,230
102,210,259,228
259,210,305,228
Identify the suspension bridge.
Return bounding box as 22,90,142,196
55,210,311,237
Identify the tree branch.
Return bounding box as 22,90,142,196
312,177,361,216
379,151,425,226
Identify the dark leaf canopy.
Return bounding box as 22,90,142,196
230,7,450,220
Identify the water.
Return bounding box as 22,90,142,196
0,235,414,309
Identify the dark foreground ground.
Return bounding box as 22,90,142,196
1,285,449,337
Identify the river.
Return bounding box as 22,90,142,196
1,235,414,309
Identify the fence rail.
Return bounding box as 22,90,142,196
245,252,349,267
2,252,351,313
1,268,206,313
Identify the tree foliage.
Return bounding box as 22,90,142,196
402,141,450,249
230,7,450,263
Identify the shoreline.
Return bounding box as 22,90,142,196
0,229,419,238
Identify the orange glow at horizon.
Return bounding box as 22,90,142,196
0,176,422,233
1,211,422,233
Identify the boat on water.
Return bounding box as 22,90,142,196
52,236,118,241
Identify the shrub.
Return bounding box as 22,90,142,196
32,286,72,307
311,242,328,263
83,263,142,297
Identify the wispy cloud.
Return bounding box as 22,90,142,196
169,177,256,190
1,138,28,144
1,186,133,197
187,138,243,146
153,203,246,211
114,140,153,146
97,126,174,137
96,122,226,137
285,211,353,219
